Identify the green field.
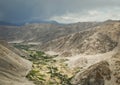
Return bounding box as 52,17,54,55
14,44,79,85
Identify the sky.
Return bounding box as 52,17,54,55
0,0,120,23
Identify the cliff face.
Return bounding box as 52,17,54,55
0,42,34,85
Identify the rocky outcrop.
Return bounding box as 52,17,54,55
0,42,34,85
71,52,120,85
71,61,111,85
110,53,120,85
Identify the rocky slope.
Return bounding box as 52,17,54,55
71,42,120,85
39,20,120,56
71,61,111,85
0,22,100,44
0,41,34,85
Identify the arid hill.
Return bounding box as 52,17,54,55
0,41,34,85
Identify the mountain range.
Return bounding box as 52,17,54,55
39,20,119,56
0,20,59,26
0,21,100,43
0,20,120,85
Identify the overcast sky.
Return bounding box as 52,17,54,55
0,0,120,23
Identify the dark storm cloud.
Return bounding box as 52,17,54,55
0,0,120,23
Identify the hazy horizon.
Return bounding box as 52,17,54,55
0,0,120,23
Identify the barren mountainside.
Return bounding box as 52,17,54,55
0,22,100,43
0,41,34,85
39,21,120,56
71,41,120,85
